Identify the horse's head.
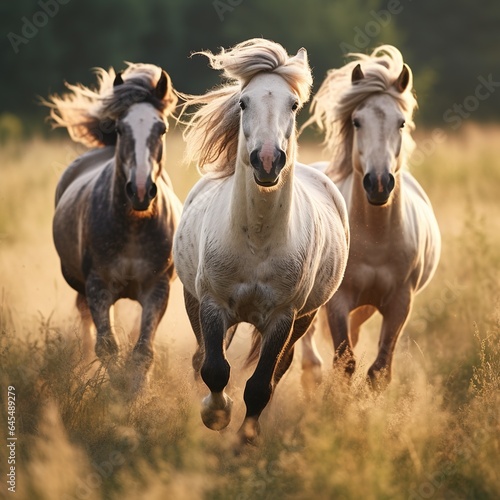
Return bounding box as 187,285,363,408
238,49,307,187
114,71,171,211
351,63,410,205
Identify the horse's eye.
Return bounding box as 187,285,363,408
292,101,299,112
400,120,406,129
352,118,361,129
239,100,246,111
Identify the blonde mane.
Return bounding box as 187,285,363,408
43,63,177,148
180,38,313,176
306,45,418,181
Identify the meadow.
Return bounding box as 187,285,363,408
0,125,499,499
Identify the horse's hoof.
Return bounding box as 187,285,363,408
200,393,233,430
367,365,391,392
237,417,260,447
95,337,119,360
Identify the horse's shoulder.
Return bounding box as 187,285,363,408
401,170,431,206
295,162,349,227
55,147,115,206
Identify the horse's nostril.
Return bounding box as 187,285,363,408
250,149,260,169
149,182,158,199
388,174,395,192
363,174,372,191
125,182,134,199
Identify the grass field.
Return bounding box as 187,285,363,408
0,125,499,499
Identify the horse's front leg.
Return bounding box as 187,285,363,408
300,320,323,392
86,273,119,360
368,292,412,390
238,311,296,445
199,298,233,431
129,278,170,392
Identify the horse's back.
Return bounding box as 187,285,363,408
55,147,115,206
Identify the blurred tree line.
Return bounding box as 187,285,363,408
0,0,499,137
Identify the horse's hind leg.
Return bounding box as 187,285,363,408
349,305,376,347
198,298,233,431
76,293,95,361
277,311,318,387
183,288,204,376
300,322,323,393
325,297,355,377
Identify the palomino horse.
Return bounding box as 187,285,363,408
46,63,182,391
301,45,441,389
174,39,349,444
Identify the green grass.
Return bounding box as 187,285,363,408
0,128,499,499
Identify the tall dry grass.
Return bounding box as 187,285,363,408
0,126,499,499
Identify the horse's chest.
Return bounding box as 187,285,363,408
203,248,304,320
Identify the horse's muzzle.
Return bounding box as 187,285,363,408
125,177,158,211
363,172,395,205
250,147,286,187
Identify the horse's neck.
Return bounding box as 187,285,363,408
349,171,404,239
230,159,294,245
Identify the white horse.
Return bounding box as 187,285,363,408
301,45,441,389
173,39,349,444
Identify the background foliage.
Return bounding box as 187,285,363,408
1,0,500,133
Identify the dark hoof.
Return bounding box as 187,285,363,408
367,366,391,392
236,417,261,448
95,337,119,360
200,393,233,430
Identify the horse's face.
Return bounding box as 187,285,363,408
351,92,406,205
116,102,167,211
239,72,299,187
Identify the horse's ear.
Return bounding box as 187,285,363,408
113,72,124,87
351,64,364,84
155,70,169,100
394,64,410,93
294,47,308,65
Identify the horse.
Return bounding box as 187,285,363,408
173,38,349,445
45,63,182,392
301,45,441,390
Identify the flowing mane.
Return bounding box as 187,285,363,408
305,45,418,181
44,63,177,148
181,38,313,176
